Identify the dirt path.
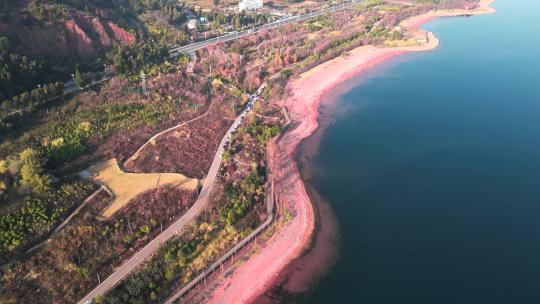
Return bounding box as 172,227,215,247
24,185,110,254
124,109,211,167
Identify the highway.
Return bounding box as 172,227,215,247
78,84,264,304
169,0,364,56
21,0,362,113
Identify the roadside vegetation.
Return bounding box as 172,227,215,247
0,52,241,254
102,100,283,304
0,41,243,304
124,77,247,178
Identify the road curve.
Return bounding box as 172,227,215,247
78,85,262,304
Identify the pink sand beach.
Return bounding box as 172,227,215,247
203,1,496,303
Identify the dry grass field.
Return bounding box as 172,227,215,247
92,159,199,218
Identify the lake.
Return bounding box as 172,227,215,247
304,1,540,303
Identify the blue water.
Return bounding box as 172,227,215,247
307,1,540,303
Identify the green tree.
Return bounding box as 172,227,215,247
233,15,241,29
74,67,83,88
19,148,50,194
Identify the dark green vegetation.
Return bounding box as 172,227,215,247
220,169,265,225
0,37,55,101
0,185,197,303
245,120,281,145
0,144,96,259
0,177,94,259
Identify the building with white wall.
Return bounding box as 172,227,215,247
239,0,263,12
187,19,198,30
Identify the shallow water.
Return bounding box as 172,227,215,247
305,1,540,303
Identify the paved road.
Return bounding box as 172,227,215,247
169,0,365,56
78,85,263,304
62,76,111,94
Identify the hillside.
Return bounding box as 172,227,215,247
0,0,190,101
0,0,137,60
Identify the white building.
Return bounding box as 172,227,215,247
187,19,198,30
239,0,262,12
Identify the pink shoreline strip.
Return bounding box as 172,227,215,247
203,1,496,302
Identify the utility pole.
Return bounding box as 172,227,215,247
140,71,148,97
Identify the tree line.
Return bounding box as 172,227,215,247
0,82,64,130
0,36,53,101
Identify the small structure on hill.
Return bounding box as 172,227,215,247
416,31,430,45
239,0,263,12
140,71,148,96
187,19,199,30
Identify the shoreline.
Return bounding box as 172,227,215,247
203,1,496,303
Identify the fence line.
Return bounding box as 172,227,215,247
164,143,277,304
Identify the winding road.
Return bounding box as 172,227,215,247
78,3,367,302
78,84,263,304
